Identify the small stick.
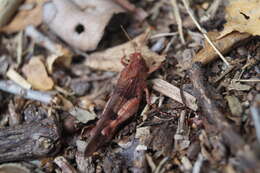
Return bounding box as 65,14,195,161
181,0,230,66
0,80,55,104
151,79,198,111
54,156,77,173
192,154,204,173
154,157,169,173
25,25,58,54
171,0,185,44
234,79,260,83
150,32,178,39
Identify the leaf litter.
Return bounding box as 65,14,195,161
0,0,259,172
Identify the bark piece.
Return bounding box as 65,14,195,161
0,163,31,173
0,115,61,163
151,78,198,111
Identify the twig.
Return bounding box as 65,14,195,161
181,0,230,66
0,80,55,104
145,154,156,172
192,153,204,173
150,32,178,39
200,0,222,23
250,95,260,143
154,157,169,173
234,79,260,83
151,79,198,111
16,31,23,65
171,0,185,44
25,25,59,54
214,65,235,83
54,156,77,173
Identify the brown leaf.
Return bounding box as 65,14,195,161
43,0,125,51
85,32,165,72
0,0,47,33
22,56,54,91
220,0,260,38
193,31,251,65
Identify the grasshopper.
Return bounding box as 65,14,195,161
84,51,151,156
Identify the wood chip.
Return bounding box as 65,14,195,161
6,68,32,89
22,56,54,91
151,78,198,111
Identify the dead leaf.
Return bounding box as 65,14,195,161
220,0,260,38
46,45,72,73
0,0,47,33
69,107,96,124
43,0,125,51
85,32,165,72
22,56,54,91
225,95,242,116
193,31,251,65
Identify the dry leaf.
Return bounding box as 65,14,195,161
0,0,47,33
69,107,97,124
22,56,54,91
193,31,251,65
46,45,72,73
85,32,165,72
220,0,260,38
43,0,125,51
225,95,242,116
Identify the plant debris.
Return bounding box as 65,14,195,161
0,0,259,172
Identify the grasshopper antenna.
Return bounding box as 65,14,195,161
120,25,138,52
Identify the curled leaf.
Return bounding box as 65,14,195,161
85,32,165,72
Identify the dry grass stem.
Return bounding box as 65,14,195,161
171,0,185,44
181,0,230,66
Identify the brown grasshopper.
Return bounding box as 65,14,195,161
84,51,151,156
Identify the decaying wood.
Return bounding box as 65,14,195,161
190,62,260,171
0,115,61,163
0,0,23,27
151,78,198,111
193,32,251,65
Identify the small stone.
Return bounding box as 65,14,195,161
70,80,91,96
